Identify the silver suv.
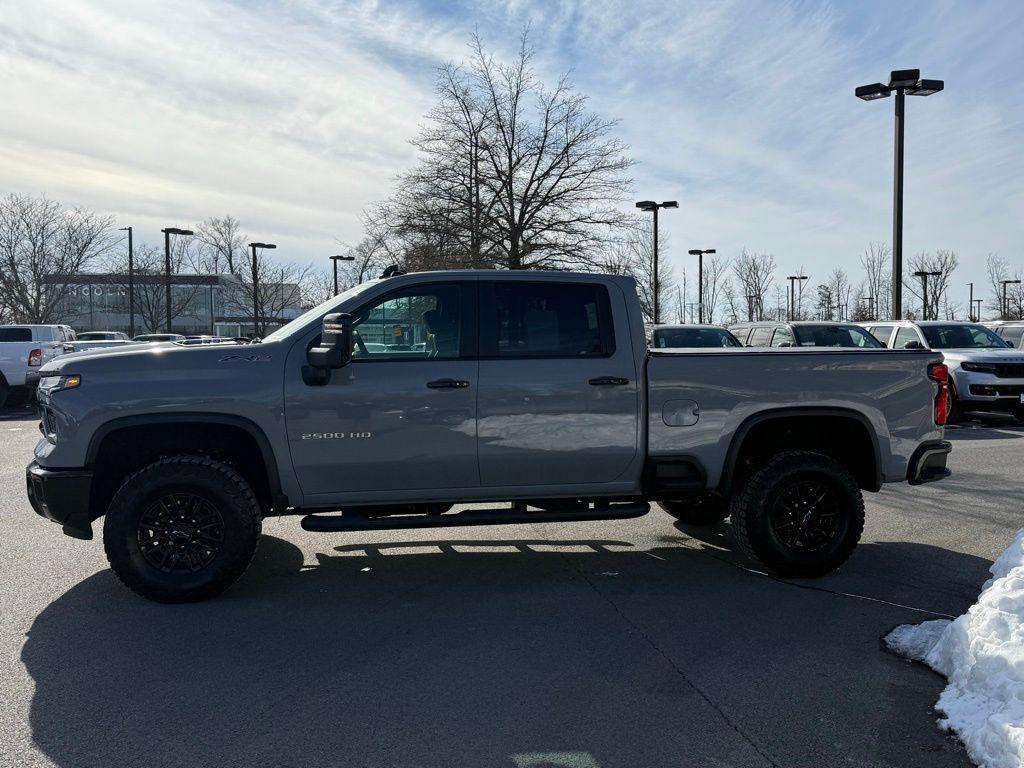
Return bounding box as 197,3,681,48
864,320,1024,421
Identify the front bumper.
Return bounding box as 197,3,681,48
953,369,1024,411
26,461,94,539
907,440,952,485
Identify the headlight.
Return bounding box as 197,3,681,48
38,374,82,393
961,363,997,374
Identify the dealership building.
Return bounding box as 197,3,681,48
46,273,303,337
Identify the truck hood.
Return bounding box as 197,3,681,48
40,341,257,373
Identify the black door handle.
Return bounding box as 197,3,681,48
589,376,630,386
427,378,470,389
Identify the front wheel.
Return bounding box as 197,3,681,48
730,451,864,578
103,456,262,602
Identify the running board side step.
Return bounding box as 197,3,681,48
300,501,650,532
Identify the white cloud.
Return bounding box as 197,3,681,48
1,0,1022,306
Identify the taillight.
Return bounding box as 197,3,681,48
928,363,950,426
28,348,42,367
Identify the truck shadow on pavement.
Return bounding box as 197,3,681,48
22,530,983,768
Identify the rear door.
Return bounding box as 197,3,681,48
476,279,638,488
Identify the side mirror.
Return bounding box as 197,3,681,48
308,313,354,370
903,340,924,350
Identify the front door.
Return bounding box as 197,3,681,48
284,281,479,502
475,279,639,488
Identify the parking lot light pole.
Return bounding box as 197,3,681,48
856,69,943,320
968,282,974,321
330,254,355,296
688,248,716,323
161,227,194,333
635,200,678,324
248,242,277,338
1002,279,1021,320
118,226,135,337
974,298,983,323
786,275,808,321
913,270,941,320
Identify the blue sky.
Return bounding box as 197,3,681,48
1,0,1022,306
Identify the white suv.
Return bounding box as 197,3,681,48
864,320,1024,421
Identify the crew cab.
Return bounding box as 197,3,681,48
26,271,952,602
864,320,1024,421
0,324,75,408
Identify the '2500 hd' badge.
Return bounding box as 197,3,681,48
300,431,372,440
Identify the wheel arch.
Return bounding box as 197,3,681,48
718,407,883,495
86,413,287,520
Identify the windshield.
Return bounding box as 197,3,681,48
261,280,380,343
652,327,741,348
792,325,882,348
78,332,111,340
920,324,1009,349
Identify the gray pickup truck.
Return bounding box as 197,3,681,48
26,270,952,602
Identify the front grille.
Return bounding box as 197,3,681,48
40,407,57,441
970,384,1024,397
994,363,1024,378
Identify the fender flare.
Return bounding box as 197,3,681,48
85,413,287,511
718,406,883,494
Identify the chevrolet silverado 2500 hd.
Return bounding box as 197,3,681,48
26,270,952,602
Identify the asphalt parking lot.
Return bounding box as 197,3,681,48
1,405,1020,768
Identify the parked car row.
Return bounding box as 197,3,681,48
650,318,1024,422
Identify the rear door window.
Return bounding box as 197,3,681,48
770,327,793,346
999,326,1024,348
893,326,922,349
747,326,773,346
483,282,613,357
867,325,894,346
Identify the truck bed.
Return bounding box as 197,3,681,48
645,347,944,487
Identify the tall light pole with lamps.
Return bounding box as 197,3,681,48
248,242,277,338
786,274,808,321
161,227,194,333
1002,279,1021,320
118,226,135,338
635,200,678,324
330,254,355,296
913,270,941,320
688,248,716,323
856,69,943,320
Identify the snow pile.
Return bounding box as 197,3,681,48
885,529,1024,768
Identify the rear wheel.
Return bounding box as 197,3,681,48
659,495,730,526
4,386,34,408
0,380,8,410
103,456,262,602
947,383,963,423
730,451,864,578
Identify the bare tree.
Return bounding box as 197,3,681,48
221,247,312,336
860,242,891,320
701,254,730,324
375,30,634,271
986,253,1024,320
814,267,852,320
195,215,247,275
105,241,202,333
904,250,958,320
0,193,115,323
732,249,776,321
599,219,675,323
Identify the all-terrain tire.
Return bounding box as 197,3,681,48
103,456,262,602
659,495,730,526
730,451,864,578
